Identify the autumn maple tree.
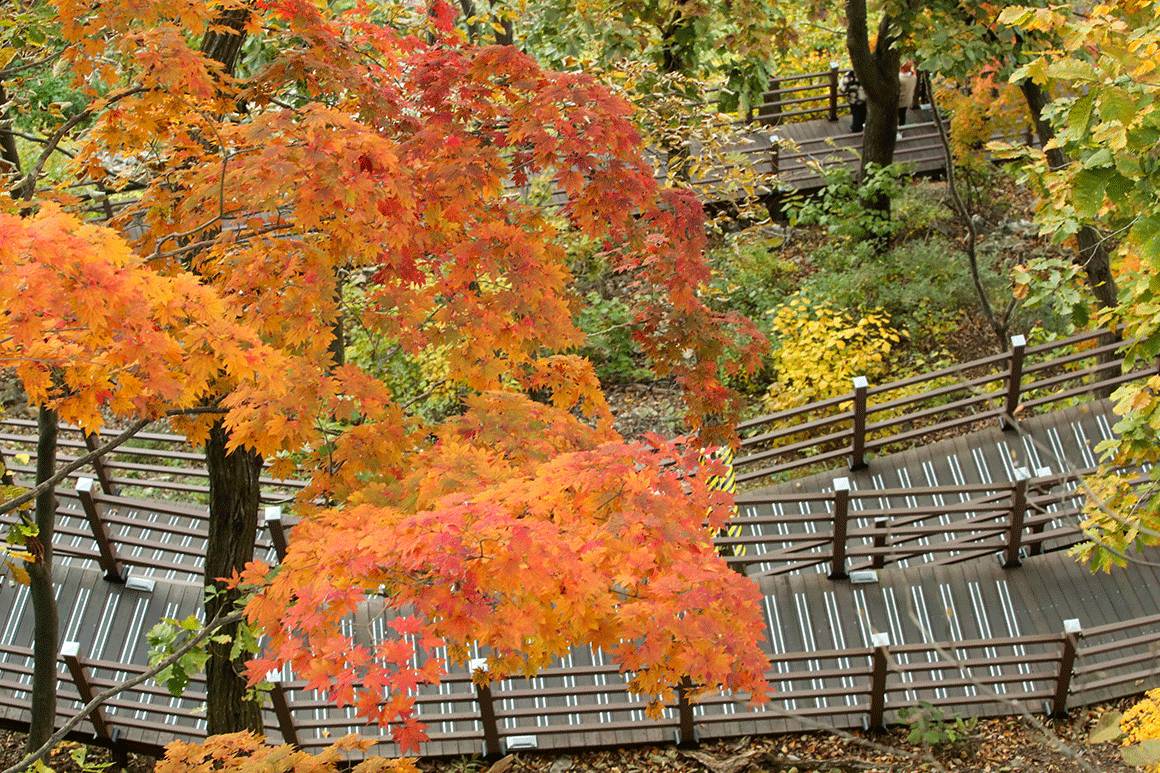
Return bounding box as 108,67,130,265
3,0,773,752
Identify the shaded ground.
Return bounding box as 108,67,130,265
422,697,1140,772
0,697,1139,771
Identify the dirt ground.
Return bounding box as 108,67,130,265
0,696,1142,772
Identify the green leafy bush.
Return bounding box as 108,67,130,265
800,237,997,338
898,702,978,747
784,163,911,263
576,291,652,384
705,227,799,324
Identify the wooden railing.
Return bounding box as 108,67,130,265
722,468,1148,578
746,66,845,126
0,417,304,504
735,329,1145,487
2,610,1156,759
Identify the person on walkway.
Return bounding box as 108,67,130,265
843,69,866,133
898,61,918,128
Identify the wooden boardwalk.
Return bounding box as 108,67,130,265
2,388,1159,758
726,401,1119,577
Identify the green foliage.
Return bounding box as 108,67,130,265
30,746,113,773
147,615,212,696
706,228,798,324
998,1,1160,571
800,237,992,338
891,181,955,241
785,163,911,252
898,702,978,747
576,291,651,384
1012,256,1092,328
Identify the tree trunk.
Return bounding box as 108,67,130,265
204,419,264,735
846,0,901,175
1019,80,1118,309
25,407,59,752
0,81,22,177
200,7,250,75
199,6,264,736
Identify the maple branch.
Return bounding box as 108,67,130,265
17,86,146,201
147,121,233,260
0,48,65,79
2,608,245,773
151,222,294,262
0,129,76,158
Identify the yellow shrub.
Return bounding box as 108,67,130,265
763,296,904,412
1122,689,1160,771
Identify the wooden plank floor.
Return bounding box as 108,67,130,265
524,108,947,207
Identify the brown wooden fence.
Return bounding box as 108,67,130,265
2,609,1156,760
735,329,1144,487
723,467,1146,578
0,417,303,504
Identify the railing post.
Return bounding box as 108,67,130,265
62,641,113,740
263,505,288,562
1049,619,1081,718
829,477,851,580
83,432,118,495
872,517,887,569
765,77,782,124
1004,467,1031,568
1002,334,1027,430
267,672,300,747
867,632,890,732
676,676,697,748
470,657,503,759
1029,465,1052,556
828,62,840,121
850,376,869,471
76,477,125,583
769,133,780,177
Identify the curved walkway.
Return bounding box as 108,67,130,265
2,393,1158,759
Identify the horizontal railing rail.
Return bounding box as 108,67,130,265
722,467,1149,578
0,417,305,504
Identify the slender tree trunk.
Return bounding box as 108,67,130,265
203,419,264,735
0,81,22,177
1,80,25,201
929,76,1009,349
846,0,901,175
1020,80,1118,309
25,407,59,752
659,2,694,183
198,6,265,735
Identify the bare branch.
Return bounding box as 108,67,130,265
17,86,146,201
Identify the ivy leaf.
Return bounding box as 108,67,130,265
1071,168,1110,218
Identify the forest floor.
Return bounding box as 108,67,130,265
0,695,1139,771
